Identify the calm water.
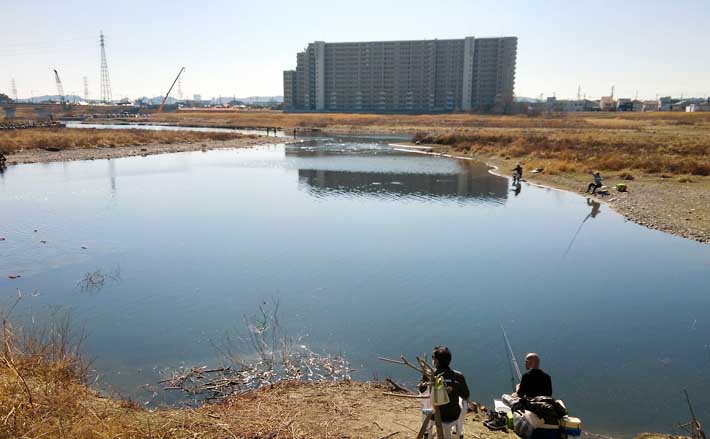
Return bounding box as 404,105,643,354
1,133,709,437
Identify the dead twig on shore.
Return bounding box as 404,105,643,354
159,299,351,402
385,377,414,394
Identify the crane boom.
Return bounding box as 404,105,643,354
53,69,65,105
157,67,186,113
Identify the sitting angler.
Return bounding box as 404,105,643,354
516,352,552,398
513,163,523,184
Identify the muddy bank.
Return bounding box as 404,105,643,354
2,136,278,166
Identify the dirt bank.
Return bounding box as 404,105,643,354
0,358,502,439
2,136,278,166
0,368,681,439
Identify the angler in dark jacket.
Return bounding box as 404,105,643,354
419,346,470,423
517,353,552,399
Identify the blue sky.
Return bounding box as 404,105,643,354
2,0,709,100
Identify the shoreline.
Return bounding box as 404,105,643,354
391,143,709,244
3,123,705,244
2,136,280,166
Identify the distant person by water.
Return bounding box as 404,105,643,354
513,163,523,184
586,172,603,195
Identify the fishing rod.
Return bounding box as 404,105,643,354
501,325,522,391
683,389,707,439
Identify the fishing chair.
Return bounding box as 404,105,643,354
420,393,468,439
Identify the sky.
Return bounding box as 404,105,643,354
1,0,709,101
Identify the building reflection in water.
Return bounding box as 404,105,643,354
296,160,509,203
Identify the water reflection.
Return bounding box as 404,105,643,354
564,199,603,257
288,144,509,202
587,198,601,218
108,160,117,196
298,168,508,203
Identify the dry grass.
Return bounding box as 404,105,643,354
1,312,493,439
0,128,246,154
146,110,710,131
415,127,710,176
0,105,128,121
147,111,710,176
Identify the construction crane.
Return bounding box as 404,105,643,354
53,69,66,105
157,67,186,113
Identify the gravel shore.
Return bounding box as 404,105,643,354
481,154,709,244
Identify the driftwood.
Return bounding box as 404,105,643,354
157,300,351,403
381,392,428,399
385,377,414,394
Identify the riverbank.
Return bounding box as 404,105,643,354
0,356,683,439
393,143,709,244
0,129,276,166
0,334,498,439
462,150,708,244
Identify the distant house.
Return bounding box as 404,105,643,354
599,96,616,111
687,100,710,112
545,97,596,112
670,100,690,112
642,100,659,111
631,100,644,112
616,98,633,111
658,96,676,111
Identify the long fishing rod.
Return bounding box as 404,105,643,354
684,389,707,439
501,325,522,391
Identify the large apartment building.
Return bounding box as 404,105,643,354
283,36,517,113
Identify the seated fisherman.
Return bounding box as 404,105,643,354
513,163,523,184
585,171,603,194
516,353,552,398
419,346,470,425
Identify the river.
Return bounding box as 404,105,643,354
1,127,708,437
